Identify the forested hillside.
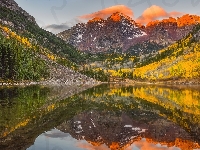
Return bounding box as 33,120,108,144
78,24,200,83
0,0,96,84
1,0,200,84
0,3,85,64
133,24,200,82
0,25,49,82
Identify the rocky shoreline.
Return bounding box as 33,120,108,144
0,77,100,87
134,79,200,86
1,78,200,87
106,78,200,86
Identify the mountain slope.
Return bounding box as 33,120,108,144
0,21,97,85
0,0,85,64
0,25,49,82
76,23,200,83
0,0,97,84
133,24,200,82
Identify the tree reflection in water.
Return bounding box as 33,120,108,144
0,84,200,150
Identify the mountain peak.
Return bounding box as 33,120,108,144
146,17,177,27
146,14,200,28
177,14,200,27
87,12,131,24
106,12,137,26
88,17,104,23
109,12,122,21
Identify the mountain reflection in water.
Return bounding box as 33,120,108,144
0,84,200,150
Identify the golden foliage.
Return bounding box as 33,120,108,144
133,33,200,80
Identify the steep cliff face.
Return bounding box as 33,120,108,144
58,13,200,55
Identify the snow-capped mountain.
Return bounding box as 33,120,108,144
58,12,147,53
58,13,200,54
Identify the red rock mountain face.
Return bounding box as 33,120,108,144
57,13,200,54
146,14,200,44
57,12,147,53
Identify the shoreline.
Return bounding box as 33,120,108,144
101,78,200,86
0,79,102,87
1,78,200,87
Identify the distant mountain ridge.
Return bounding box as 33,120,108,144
58,13,200,55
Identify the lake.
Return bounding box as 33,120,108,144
0,84,200,150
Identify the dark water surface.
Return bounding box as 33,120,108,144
0,84,200,150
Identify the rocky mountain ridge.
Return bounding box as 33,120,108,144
58,12,147,53
58,13,200,55
146,14,200,45
0,0,37,27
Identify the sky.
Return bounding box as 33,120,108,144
14,0,200,33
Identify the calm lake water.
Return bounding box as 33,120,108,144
0,84,200,150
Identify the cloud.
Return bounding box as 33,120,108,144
44,24,71,34
44,5,184,34
77,139,181,150
43,129,70,139
136,5,183,24
169,11,183,17
79,5,134,20
43,18,83,34
77,142,110,150
127,139,180,150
